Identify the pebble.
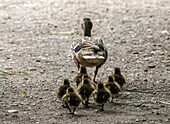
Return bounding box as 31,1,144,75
148,65,156,68
8,110,18,113
136,119,140,122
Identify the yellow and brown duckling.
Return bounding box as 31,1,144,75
77,78,95,107
71,18,108,82
93,82,110,111
62,87,81,114
74,66,90,87
111,67,126,88
82,74,96,88
104,76,121,102
56,79,71,101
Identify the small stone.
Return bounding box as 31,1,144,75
23,77,29,80
133,52,139,54
42,88,49,91
8,110,18,113
70,70,74,73
36,59,41,62
40,70,45,74
135,103,142,107
107,68,113,71
160,104,165,107
136,119,140,122
161,30,169,34
148,65,156,68
144,79,148,82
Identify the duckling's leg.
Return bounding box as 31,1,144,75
65,102,72,113
100,104,104,111
82,101,85,105
85,99,90,107
109,97,114,103
77,62,80,70
96,104,104,112
93,66,99,82
72,108,76,114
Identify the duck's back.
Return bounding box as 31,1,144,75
105,83,120,95
113,74,125,87
78,85,93,99
67,93,81,107
71,36,107,67
95,90,110,104
57,85,69,99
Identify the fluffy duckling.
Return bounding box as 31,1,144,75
93,82,110,111
77,78,95,107
74,66,90,87
104,76,121,102
111,67,125,88
71,18,108,82
62,87,81,114
56,79,71,101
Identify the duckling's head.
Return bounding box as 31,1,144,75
115,67,121,74
79,66,87,74
107,76,115,82
63,79,70,85
82,74,90,80
67,87,74,93
97,82,104,89
81,18,93,37
83,78,90,85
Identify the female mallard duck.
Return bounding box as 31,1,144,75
71,18,108,82
111,67,126,88
104,76,121,102
92,82,110,111
77,78,95,107
56,79,71,101
74,66,91,87
62,87,81,114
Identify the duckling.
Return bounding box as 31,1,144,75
56,79,71,102
104,76,121,102
111,67,126,88
62,87,81,114
74,66,89,87
93,82,110,111
77,78,95,107
71,18,108,82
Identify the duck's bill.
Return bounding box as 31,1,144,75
83,56,105,59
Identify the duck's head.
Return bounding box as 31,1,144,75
79,66,87,74
81,18,93,37
107,76,115,82
63,79,70,85
115,67,121,74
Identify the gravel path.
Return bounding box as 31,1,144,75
0,0,170,123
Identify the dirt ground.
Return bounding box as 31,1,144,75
0,0,170,123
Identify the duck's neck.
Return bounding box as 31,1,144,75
84,29,91,37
